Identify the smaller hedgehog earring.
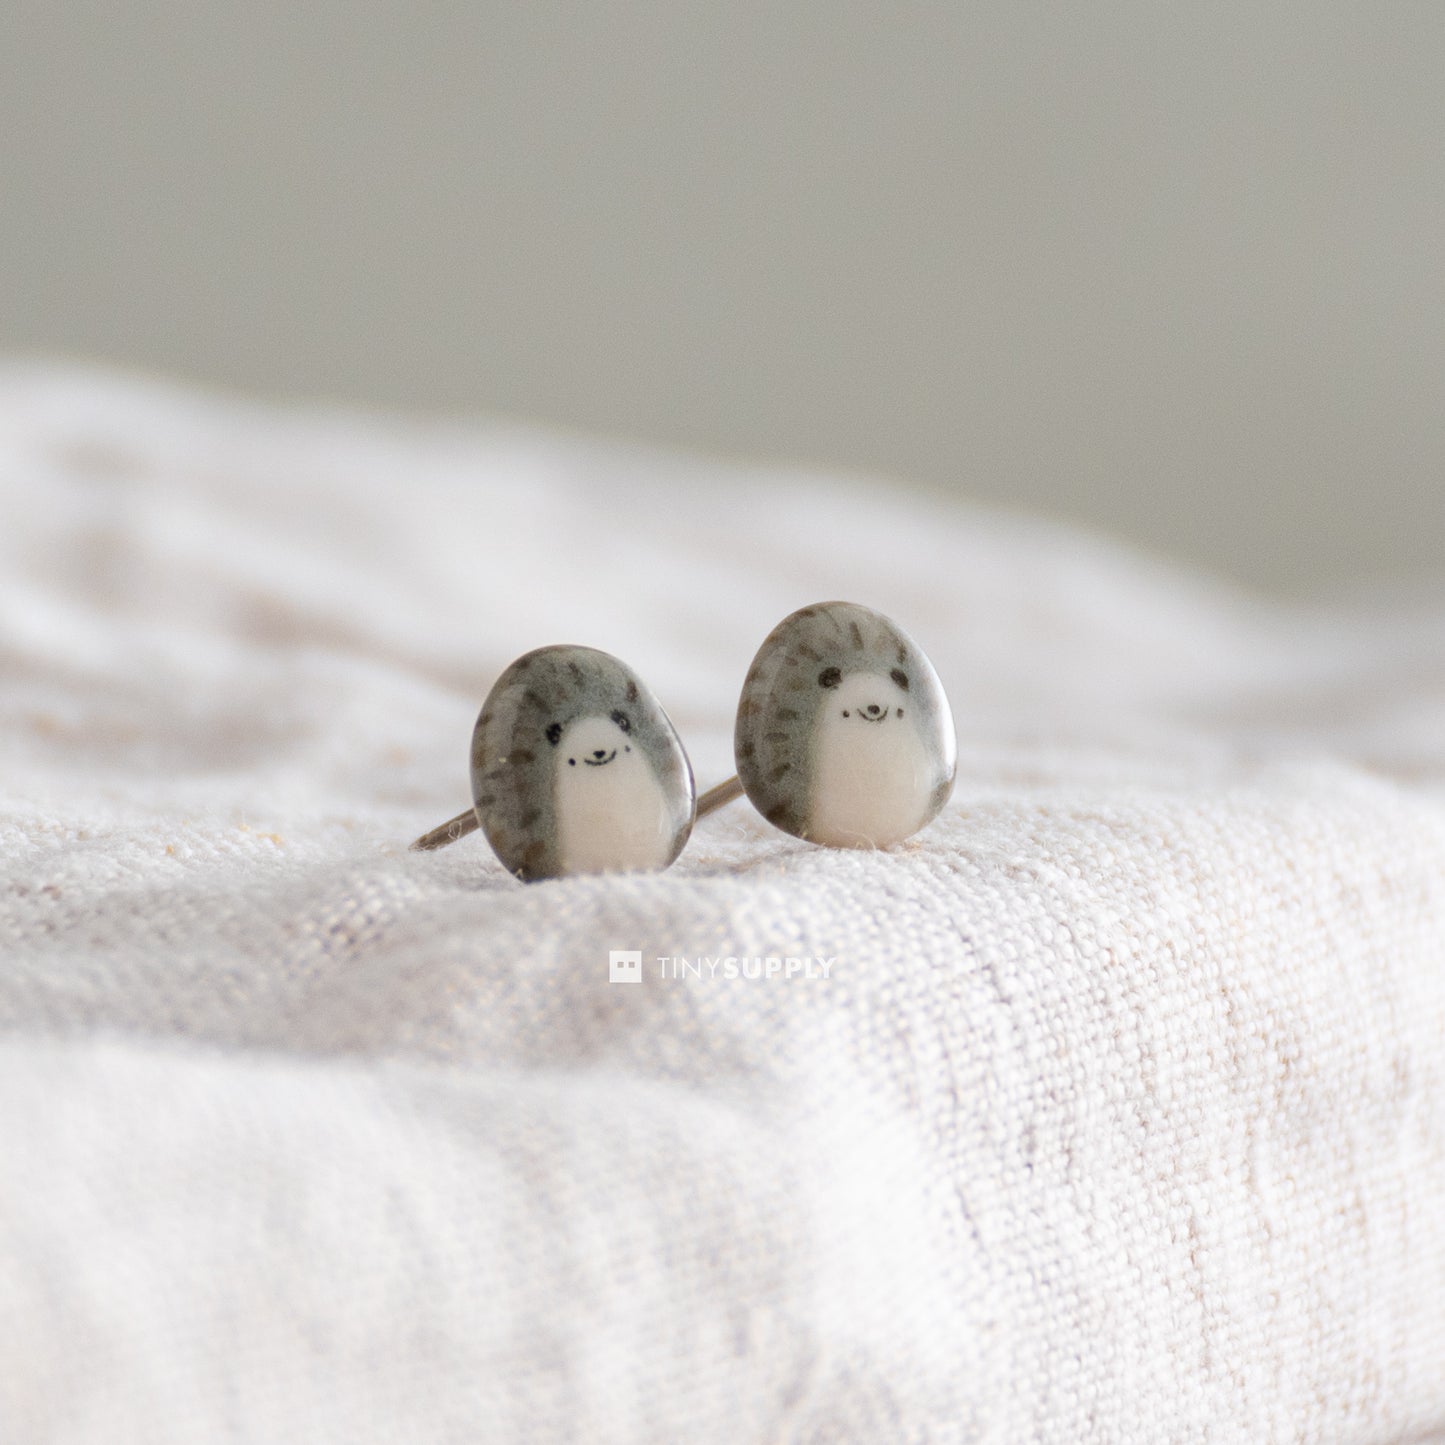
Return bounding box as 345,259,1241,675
411,646,695,882
696,601,956,847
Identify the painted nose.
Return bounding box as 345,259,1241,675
864,703,882,717
592,749,609,759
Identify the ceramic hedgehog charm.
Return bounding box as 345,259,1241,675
470,646,695,882
734,601,956,847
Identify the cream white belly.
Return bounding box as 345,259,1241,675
555,746,675,874
808,714,935,848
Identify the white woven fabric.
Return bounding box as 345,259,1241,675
1,365,1443,1443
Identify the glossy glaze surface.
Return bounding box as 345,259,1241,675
470,646,694,881
735,602,955,847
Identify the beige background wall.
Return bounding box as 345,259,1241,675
3,3,1442,593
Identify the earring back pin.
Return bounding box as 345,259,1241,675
410,809,480,851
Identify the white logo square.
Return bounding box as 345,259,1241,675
608,950,642,984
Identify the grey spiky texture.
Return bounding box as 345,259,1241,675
734,601,956,841
469,645,694,882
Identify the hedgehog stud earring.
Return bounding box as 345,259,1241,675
411,646,695,882
696,601,956,847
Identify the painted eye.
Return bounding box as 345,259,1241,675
610,709,632,734
545,722,563,746
890,668,909,691
818,667,842,689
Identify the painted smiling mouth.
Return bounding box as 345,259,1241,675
858,710,888,724
583,750,618,766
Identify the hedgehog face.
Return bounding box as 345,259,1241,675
549,710,635,769
817,668,911,727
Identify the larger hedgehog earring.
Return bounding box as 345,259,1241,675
697,601,956,847
411,646,695,882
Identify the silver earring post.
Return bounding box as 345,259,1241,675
694,774,744,819
410,808,480,851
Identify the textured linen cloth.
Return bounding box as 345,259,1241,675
1,365,1443,1443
